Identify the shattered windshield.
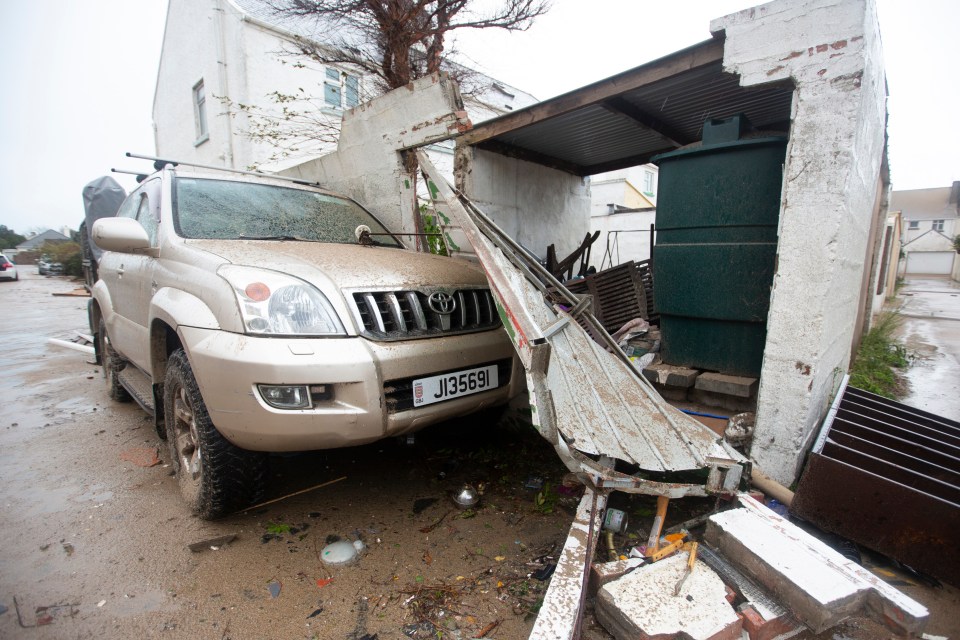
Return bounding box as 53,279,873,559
173,177,402,247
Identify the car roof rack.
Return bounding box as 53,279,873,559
116,152,325,188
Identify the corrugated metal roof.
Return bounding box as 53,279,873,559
459,38,795,176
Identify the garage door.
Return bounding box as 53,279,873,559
905,251,956,275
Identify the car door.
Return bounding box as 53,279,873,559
100,180,160,369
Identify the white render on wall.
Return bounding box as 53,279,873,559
711,0,888,484
457,147,592,259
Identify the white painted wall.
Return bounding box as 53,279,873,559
457,147,591,259
589,209,656,268
154,0,233,166
711,0,888,484
155,0,538,173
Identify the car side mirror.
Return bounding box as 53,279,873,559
92,217,151,253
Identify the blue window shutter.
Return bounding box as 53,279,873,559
324,82,341,107
345,75,359,107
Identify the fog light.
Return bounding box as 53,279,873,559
258,384,311,409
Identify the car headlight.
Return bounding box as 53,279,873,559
218,265,346,336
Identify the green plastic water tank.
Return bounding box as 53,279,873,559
651,115,787,378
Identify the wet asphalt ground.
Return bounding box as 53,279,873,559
897,276,960,421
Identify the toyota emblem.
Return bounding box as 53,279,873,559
427,292,457,315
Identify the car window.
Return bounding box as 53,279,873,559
116,190,142,220
172,177,402,247
136,196,159,247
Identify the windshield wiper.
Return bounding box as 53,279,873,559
238,234,314,242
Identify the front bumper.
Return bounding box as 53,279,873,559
179,326,523,452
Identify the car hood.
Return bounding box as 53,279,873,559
184,240,489,290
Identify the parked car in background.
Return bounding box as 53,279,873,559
90,162,522,519
0,254,18,281
38,255,64,276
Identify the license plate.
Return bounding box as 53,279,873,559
412,365,499,407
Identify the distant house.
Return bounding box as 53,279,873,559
891,182,959,277
16,229,70,252
153,0,538,173
589,164,659,268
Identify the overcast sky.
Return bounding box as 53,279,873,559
0,0,957,237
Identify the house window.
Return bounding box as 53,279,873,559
324,68,359,109
192,80,208,143
907,220,919,230
642,170,655,196
933,219,944,232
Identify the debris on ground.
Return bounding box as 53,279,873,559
13,597,79,628
119,446,161,468
187,534,237,552
266,579,281,599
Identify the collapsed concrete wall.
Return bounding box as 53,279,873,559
280,73,471,238
456,148,591,259
711,0,888,484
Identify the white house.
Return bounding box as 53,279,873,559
153,0,537,174
588,164,658,268
891,183,959,277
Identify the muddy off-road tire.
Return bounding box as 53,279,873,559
98,319,130,402
163,349,266,519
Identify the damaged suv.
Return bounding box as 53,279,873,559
90,163,522,518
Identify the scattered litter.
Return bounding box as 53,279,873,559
307,607,323,618
532,564,556,581
13,597,80,629
603,508,628,534
402,620,439,639
62,543,74,556
316,578,333,588
524,476,544,491
477,619,502,637
96,600,106,608
452,484,480,509
119,446,161,468
266,579,281,599
419,511,450,534
241,476,346,512
422,550,432,565
51,288,91,298
46,337,95,354
321,540,359,566
188,534,237,552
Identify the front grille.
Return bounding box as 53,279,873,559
351,288,501,340
384,359,513,413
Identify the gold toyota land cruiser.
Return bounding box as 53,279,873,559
90,162,522,518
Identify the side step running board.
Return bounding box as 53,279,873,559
118,366,155,415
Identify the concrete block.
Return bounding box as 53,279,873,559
590,558,646,595
704,496,928,635
596,552,742,640
695,372,758,398
642,363,700,388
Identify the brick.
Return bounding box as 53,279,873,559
738,603,804,640
695,372,758,398
641,363,700,388
596,552,742,640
